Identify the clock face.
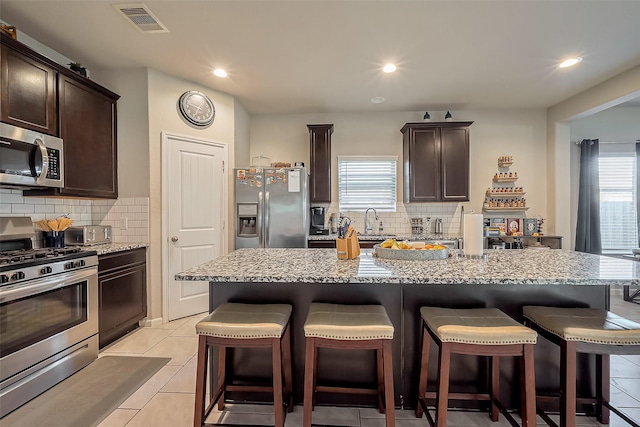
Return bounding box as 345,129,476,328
178,91,215,127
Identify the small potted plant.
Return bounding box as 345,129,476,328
68,62,87,77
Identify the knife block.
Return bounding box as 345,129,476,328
336,227,360,259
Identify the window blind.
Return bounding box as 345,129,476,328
338,156,397,212
599,152,638,253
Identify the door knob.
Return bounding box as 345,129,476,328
171,236,179,242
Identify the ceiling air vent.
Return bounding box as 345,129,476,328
113,3,169,33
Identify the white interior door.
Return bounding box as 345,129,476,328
163,133,226,321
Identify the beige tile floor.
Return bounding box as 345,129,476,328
97,290,640,427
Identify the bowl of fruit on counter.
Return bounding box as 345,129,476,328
373,239,450,260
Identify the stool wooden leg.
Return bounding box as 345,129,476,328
194,335,208,427
377,348,385,413
282,322,294,413
272,337,285,427
312,346,318,409
217,346,226,410
382,339,395,427
560,341,577,427
435,343,452,427
303,337,315,427
521,344,536,427
490,355,500,422
596,354,610,424
416,323,430,418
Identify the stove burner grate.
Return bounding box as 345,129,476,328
0,247,83,265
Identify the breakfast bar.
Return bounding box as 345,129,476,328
176,248,640,410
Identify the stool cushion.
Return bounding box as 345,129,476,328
196,303,292,339
304,303,394,340
420,307,537,345
523,306,640,345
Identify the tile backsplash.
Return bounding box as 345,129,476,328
1,189,149,244
319,202,465,236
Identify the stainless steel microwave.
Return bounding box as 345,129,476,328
0,123,64,188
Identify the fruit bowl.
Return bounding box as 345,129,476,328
373,244,449,260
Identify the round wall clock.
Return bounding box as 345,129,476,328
178,91,215,127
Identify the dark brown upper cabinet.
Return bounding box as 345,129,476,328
54,76,118,198
1,38,58,135
402,121,473,202
308,124,333,203
1,33,121,199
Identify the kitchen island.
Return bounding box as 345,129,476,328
176,248,640,410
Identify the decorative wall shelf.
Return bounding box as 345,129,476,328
486,191,526,197
483,207,530,212
497,156,513,168
485,156,529,211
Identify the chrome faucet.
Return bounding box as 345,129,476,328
364,208,379,235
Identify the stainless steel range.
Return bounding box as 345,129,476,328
0,217,98,417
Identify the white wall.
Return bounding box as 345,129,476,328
90,68,150,198
570,106,640,142
234,102,251,167
547,64,640,246
250,109,547,235
146,68,236,321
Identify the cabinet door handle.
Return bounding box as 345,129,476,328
171,236,178,242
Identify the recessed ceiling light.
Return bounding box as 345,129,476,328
558,57,582,68
213,69,228,77
382,64,396,73
371,97,385,104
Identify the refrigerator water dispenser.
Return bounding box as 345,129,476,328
237,204,258,237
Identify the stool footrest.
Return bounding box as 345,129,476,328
315,385,379,395
422,391,492,401
225,384,274,393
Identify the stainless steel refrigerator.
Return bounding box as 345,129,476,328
234,167,309,249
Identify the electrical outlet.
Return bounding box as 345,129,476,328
120,217,128,230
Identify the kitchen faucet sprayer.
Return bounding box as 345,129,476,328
364,208,379,235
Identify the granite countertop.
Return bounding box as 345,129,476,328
175,248,640,286
82,243,148,256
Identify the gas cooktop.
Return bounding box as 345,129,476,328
0,248,97,272
0,247,83,265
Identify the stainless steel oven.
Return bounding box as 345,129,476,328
0,122,64,188
0,218,97,417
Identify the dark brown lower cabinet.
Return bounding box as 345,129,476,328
98,248,147,348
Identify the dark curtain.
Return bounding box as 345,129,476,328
575,139,602,254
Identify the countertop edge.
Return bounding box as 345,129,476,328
82,243,149,256
174,274,638,286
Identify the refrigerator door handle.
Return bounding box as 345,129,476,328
264,190,270,248
257,191,264,248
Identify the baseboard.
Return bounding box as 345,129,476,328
139,317,163,328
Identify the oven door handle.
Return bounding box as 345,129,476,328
0,268,97,303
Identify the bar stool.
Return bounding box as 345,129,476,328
303,302,395,427
523,306,640,427
415,307,537,427
193,303,293,427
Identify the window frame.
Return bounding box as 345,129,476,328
598,144,638,254
337,155,398,213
